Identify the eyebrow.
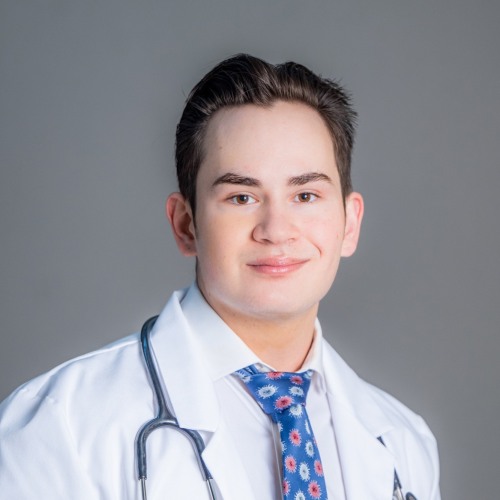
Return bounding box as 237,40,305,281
212,171,332,189
288,172,333,186
212,173,261,188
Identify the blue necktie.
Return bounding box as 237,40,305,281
234,365,328,499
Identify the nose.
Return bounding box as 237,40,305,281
252,202,299,245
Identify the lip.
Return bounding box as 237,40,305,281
247,257,308,275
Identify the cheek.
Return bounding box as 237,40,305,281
195,215,246,265
305,213,345,251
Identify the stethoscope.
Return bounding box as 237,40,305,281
135,316,417,500
135,316,218,500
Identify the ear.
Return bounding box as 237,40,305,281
166,192,197,257
341,191,364,257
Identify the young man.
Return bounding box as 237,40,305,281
0,54,440,499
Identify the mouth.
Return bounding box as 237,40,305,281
247,257,309,275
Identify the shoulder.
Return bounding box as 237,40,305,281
0,288,190,430
321,338,432,433
0,333,145,430
3,333,139,402
0,332,151,498
363,379,436,441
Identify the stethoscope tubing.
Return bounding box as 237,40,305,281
136,316,216,500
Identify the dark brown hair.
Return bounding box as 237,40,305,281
175,53,357,213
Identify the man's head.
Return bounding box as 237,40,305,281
167,54,363,338
175,53,357,215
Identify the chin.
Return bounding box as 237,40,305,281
237,291,321,321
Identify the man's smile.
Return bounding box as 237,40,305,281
246,257,309,275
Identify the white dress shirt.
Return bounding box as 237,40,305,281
181,283,346,500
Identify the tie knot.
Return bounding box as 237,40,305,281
235,365,313,417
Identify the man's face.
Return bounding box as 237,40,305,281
168,101,363,325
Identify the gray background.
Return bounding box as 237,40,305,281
1,1,499,498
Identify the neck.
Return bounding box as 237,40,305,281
213,306,318,372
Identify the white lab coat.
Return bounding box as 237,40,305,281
0,288,440,499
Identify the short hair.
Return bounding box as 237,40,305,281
175,53,357,214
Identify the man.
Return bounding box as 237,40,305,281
0,54,440,499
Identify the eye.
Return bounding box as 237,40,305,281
229,194,257,205
295,192,318,203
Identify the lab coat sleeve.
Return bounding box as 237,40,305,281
415,414,441,500
0,384,97,500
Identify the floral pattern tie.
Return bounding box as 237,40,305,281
234,365,328,499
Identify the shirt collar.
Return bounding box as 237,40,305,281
302,319,327,393
180,282,326,389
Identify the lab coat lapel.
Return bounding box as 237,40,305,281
148,290,255,499
328,398,395,499
201,416,257,500
150,289,218,432
322,342,396,499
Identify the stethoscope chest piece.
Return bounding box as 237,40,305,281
394,487,418,500
394,489,418,500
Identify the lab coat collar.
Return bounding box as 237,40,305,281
147,287,257,499
180,283,260,380
148,286,221,432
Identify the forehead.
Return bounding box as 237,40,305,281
199,101,337,181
